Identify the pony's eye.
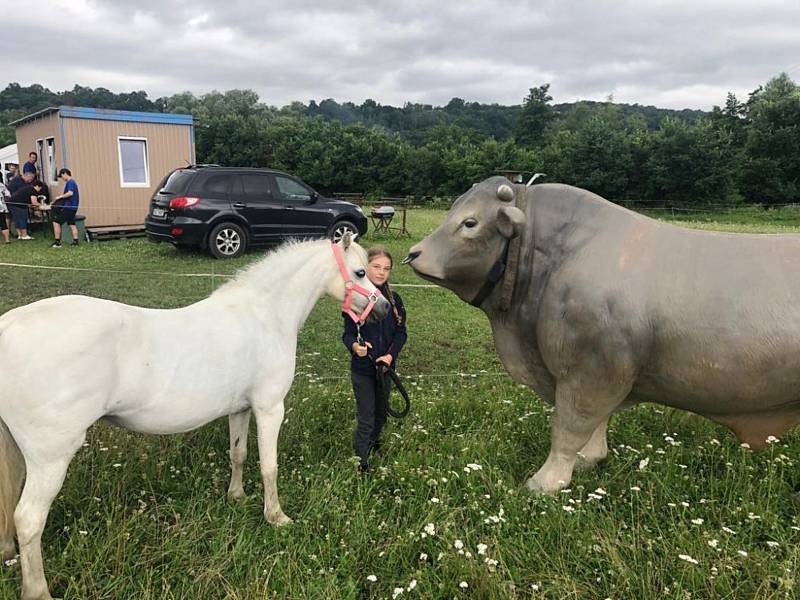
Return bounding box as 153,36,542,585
355,269,366,278
463,218,478,229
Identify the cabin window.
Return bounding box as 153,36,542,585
118,137,150,187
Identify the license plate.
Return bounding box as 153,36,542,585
152,207,166,217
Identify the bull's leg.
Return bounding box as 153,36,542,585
253,402,292,526
227,409,251,501
525,378,628,494
574,417,609,472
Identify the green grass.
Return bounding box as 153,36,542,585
1,208,800,599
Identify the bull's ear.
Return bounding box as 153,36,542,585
496,206,526,239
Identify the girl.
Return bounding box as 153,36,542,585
342,246,407,472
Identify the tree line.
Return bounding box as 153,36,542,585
0,74,797,204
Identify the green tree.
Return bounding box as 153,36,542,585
514,84,555,147
740,73,800,203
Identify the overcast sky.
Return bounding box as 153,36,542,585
4,0,799,110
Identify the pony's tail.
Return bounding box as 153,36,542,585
0,417,25,560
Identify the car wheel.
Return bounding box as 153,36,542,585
329,220,359,244
208,222,247,259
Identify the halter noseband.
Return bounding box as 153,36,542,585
332,242,382,323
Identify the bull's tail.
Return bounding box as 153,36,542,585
0,417,25,561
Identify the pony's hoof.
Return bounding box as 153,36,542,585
227,490,248,502
266,512,293,526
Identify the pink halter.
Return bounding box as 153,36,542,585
332,242,383,323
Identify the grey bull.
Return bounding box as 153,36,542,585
405,176,800,493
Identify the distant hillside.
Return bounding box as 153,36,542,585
0,82,707,147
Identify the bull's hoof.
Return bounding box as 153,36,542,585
574,454,607,472
1,542,16,564
265,511,293,526
524,474,565,496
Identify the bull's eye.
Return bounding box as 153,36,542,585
463,218,478,229
355,269,366,278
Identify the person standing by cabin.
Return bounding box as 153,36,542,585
0,179,10,243
50,168,80,247
5,163,18,185
22,152,38,178
342,246,408,473
6,172,43,240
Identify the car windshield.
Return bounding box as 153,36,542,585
159,170,194,194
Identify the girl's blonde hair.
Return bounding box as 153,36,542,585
368,245,403,325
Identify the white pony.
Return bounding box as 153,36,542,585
0,236,388,600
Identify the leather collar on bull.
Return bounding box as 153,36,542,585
469,183,528,310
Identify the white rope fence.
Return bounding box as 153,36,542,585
0,261,441,287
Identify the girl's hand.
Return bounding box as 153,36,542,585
352,341,372,357
376,354,393,367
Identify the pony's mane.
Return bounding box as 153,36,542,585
212,238,366,295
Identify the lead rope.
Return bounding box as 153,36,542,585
355,322,410,418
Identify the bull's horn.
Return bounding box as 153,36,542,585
497,184,514,202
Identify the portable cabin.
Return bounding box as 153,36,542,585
12,106,195,229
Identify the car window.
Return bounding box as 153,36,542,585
199,173,232,195
239,174,272,198
160,170,194,194
274,175,312,203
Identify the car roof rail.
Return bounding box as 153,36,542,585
186,163,221,169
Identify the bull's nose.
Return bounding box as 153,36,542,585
402,250,421,265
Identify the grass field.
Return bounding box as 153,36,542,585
1,208,800,599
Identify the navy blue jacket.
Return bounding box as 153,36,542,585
342,284,407,375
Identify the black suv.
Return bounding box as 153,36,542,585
145,166,368,258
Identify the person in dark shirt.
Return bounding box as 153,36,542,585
5,163,18,185
7,173,44,240
50,168,80,247
341,246,408,472
22,152,38,178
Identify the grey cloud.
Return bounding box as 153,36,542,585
2,0,799,110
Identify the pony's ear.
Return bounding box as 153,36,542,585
342,231,353,249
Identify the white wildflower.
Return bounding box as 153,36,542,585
691,518,704,525
454,540,464,550
459,581,469,589
638,458,650,471
423,523,436,536
708,539,719,548
766,541,779,548
407,579,417,591
678,554,699,565
477,543,488,555
737,550,748,557
366,575,377,582
392,587,404,599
